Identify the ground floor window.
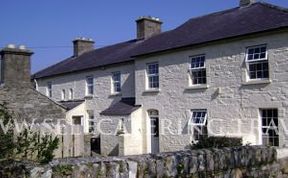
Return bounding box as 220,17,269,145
72,116,82,125
148,110,159,137
261,109,279,146
191,109,208,140
88,112,95,134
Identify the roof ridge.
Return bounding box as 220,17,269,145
32,39,139,78
177,6,240,29
258,1,288,13
177,1,288,30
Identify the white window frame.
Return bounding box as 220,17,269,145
146,62,159,89
88,113,95,134
190,109,208,126
260,108,279,146
86,76,94,96
245,45,269,80
61,89,66,101
112,71,121,94
190,109,208,140
69,88,74,100
47,82,52,97
189,54,207,85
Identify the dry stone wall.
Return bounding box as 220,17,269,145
1,146,288,178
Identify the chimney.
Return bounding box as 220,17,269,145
73,37,94,57
239,0,256,7
136,16,162,40
0,44,33,86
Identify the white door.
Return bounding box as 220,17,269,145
149,110,159,154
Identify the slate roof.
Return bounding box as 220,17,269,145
33,39,140,79
33,2,288,79
132,2,288,56
100,98,141,116
58,99,85,110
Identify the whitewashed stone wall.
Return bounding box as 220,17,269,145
36,31,288,155
37,62,138,156
135,32,288,152
37,62,135,135
37,62,135,100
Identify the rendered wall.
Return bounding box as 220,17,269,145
135,31,288,152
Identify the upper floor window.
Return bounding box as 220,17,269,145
146,62,159,89
86,76,94,96
261,109,279,146
189,55,207,85
246,45,269,80
61,89,66,100
190,109,208,140
112,72,121,93
69,88,74,100
47,82,52,97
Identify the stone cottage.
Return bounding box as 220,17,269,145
0,45,75,158
33,0,288,156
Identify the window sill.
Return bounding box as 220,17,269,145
186,84,209,90
110,92,122,97
143,88,161,93
242,79,271,86
84,95,93,100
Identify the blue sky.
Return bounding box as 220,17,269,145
1,0,287,73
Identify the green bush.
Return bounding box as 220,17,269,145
191,136,242,149
53,164,73,176
0,103,15,159
0,103,59,163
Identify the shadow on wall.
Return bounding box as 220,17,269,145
108,144,119,156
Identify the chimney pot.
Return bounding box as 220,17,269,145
19,45,26,50
136,16,162,40
7,44,16,49
239,0,256,7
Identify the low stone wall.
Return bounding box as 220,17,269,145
1,146,288,178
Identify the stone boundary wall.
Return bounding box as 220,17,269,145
1,146,288,178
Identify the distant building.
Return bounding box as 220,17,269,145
33,0,288,156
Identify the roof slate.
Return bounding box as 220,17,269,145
58,100,85,110
100,98,141,116
132,2,288,56
33,2,288,79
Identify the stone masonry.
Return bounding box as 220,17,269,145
2,146,288,178
0,46,66,123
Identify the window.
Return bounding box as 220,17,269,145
47,82,52,97
190,109,208,140
86,76,94,95
246,45,269,80
112,72,121,93
261,109,279,146
61,89,66,100
147,62,159,89
148,110,159,137
88,114,95,133
189,55,207,85
69,88,74,100
72,116,82,125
